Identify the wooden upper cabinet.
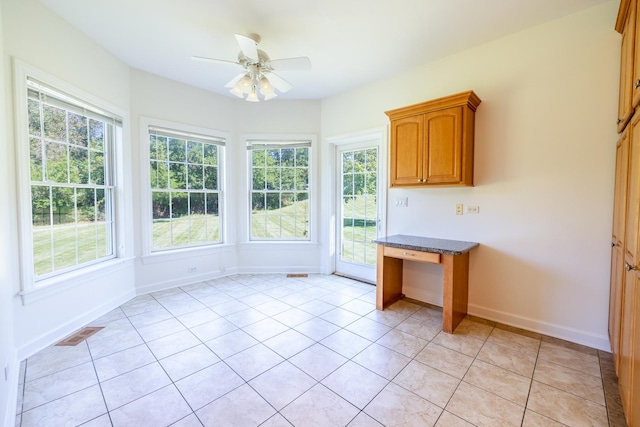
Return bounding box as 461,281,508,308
424,107,463,184
386,91,480,188
618,0,637,132
390,115,424,185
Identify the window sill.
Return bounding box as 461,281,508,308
141,243,236,265
20,257,135,305
237,241,320,251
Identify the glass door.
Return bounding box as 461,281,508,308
335,144,380,282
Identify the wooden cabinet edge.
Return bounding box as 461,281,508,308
384,90,481,120
618,0,633,34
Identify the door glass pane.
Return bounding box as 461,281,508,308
340,147,378,266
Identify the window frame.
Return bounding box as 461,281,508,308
139,117,230,257
244,134,317,243
13,60,130,297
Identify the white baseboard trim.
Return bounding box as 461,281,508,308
402,286,609,351
15,288,135,362
136,267,323,295
467,303,610,352
3,349,19,427
136,268,239,295
236,266,322,274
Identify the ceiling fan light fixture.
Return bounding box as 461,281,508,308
194,33,309,102
259,76,276,99
246,88,260,103
229,85,245,98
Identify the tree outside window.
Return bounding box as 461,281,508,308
249,141,310,240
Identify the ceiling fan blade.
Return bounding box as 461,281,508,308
191,56,240,66
269,57,311,71
264,72,292,93
225,72,248,88
235,34,259,62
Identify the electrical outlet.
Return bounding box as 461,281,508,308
466,205,480,214
455,204,463,215
188,266,197,274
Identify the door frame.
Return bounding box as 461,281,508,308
326,127,387,282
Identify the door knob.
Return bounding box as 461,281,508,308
625,262,636,271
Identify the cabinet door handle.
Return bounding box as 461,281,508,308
403,252,416,257
617,118,623,124
625,262,636,271
612,242,616,248
635,79,640,89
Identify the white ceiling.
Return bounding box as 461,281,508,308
38,0,611,100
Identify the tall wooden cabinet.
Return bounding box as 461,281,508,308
611,1,640,425
385,91,481,188
610,129,630,376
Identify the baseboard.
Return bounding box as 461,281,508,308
236,265,322,274
403,285,609,351
15,288,135,362
468,303,610,352
135,268,239,295
136,266,323,295
3,349,18,427
403,285,443,307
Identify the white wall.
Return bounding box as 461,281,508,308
130,69,322,293
0,4,621,423
321,1,620,350
2,0,136,364
0,1,16,424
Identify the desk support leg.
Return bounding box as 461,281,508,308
442,252,469,333
376,245,404,310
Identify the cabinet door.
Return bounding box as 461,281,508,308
390,115,423,186
611,244,626,374
633,0,640,108
423,106,463,185
619,0,636,132
611,132,631,373
632,276,640,427
625,113,640,266
619,268,638,424
614,132,631,244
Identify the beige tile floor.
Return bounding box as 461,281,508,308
14,274,627,427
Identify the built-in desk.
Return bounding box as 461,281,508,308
374,235,479,333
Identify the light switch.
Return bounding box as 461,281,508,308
395,197,408,207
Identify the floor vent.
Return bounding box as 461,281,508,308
56,327,104,346
286,273,308,278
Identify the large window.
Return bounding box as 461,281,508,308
249,140,311,240
25,78,119,279
148,126,224,251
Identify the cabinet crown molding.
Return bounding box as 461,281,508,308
617,0,633,33
385,90,481,120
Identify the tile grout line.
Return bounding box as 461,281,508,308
15,274,617,427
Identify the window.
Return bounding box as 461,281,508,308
25,77,120,280
148,126,224,251
249,140,311,240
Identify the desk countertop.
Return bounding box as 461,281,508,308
373,234,479,255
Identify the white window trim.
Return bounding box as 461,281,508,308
241,133,318,244
13,59,131,298
139,116,231,259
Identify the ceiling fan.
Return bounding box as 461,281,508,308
192,34,311,102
